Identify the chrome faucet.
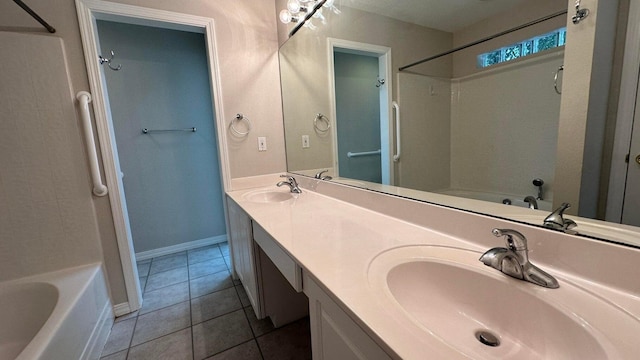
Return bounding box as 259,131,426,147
277,175,302,193
543,203,576,231
314,170,332,181
523,196,538,210
480,228,559,289
533,178,544,200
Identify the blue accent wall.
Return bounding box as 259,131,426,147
97,21,226,253
334,52,382,183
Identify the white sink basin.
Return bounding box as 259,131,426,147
368,246,639,359
242,188,296,203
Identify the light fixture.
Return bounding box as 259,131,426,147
279,9,297,24
279,0,340,31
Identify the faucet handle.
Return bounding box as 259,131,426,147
314,170,328,179
492,228,527,251
280,174,294,182
544,203,572,230
564,218,577,230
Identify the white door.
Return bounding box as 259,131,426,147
622,97,640,226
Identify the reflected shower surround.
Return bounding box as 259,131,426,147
279,0,340,30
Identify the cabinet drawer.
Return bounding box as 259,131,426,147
252,222,303,292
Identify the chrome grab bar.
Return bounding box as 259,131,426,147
347,149,381,158
392,101,401,162
76,91,108,197
142,127,196,134
554,65,564,94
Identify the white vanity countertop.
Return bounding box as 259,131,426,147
226,180,640,359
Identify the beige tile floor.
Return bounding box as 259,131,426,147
100,242,312,360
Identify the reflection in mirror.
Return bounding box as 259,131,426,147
279,0,640,247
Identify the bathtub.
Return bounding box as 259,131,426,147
435,188,553,211
0,264,113,360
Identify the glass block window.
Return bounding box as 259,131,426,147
477,27,567,68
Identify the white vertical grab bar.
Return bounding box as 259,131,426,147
76,91,108,196
392,101,401,162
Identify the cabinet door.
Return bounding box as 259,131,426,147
304,273,393,360
227,197,262,318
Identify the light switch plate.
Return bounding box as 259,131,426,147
258,137,267,151
302,135,310,148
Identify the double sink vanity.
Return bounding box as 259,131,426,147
226,174,640,359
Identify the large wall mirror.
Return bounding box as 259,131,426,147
278,0,640,248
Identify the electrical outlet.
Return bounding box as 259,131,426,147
258,137,267,151
302,135,310,148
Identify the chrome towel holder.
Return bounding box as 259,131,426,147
99,50,122,71
230,113,252,136
572,0,589,25
314,113,330,133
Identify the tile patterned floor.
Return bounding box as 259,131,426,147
100,242,312,360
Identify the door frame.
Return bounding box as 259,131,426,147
75,0,231,315
327,38,393,185
606,0,640,222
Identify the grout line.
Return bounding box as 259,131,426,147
188,263,229,281
127,326,193,355
206,339,262,360
235,287,267,360
124,310,139,358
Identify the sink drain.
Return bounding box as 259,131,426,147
475,330,500,347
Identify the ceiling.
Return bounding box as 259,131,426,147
342,0,530,33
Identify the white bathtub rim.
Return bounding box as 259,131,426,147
0,263,111,360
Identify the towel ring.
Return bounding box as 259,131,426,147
554,65,564,95
314,113,331,133
230,113,251,136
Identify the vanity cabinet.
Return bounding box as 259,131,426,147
303,272,394,360
227,197,263,317
227,197,308,324
253,222,308,327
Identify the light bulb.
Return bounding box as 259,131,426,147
287,0,302,14
279,9,293,24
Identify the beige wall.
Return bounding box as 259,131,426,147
0,0,285,305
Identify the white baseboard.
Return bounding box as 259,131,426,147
135,235,227,261
81,301,114,360
113,302,133,317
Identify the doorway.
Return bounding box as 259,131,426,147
606,0,640,227
76,0,230,314
328,39,392,185
333,51,382,183
95,21,227,258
